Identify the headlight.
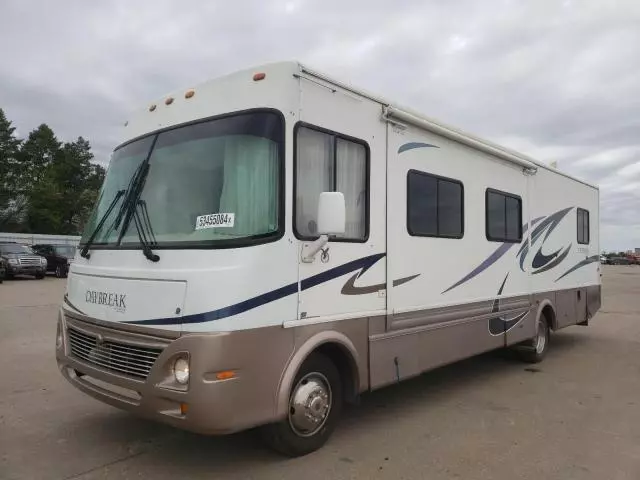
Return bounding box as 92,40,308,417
173,356,190,385
8,258,17,265
56,322,63,349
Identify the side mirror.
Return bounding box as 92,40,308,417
317,192,346,235
301,192,345,263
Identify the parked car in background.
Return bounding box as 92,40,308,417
627,255,640,265
32,244,76,278
599,255,608,264
0,257,6,283
610,256,631,265
0,242,47,279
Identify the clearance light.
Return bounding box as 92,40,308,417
253,72,266,81
185,90,195,99
165,97,174,105
149,104,157,112
216,370,236,381
180,403,189,415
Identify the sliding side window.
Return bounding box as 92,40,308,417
407,170,464,238
486,189,522,243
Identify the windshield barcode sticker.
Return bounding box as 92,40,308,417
195,213,235,230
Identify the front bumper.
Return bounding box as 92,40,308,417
7,264,45,275
56,309,294,435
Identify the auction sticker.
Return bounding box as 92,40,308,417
195,213,235,230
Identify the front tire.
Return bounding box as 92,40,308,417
261,353,342,457
518,315,550,363
55,265,64,278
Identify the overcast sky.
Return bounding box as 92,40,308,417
1,0,638,251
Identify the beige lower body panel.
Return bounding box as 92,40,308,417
57,309,296,435
57,284,601,435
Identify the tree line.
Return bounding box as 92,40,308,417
0,108,105,235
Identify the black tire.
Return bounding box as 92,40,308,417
518,315,550,363
55,265,63,278
261,353,343,457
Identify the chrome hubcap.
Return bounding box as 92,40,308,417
288,372,332,437
535,321,547,354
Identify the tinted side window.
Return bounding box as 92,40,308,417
407,173,437,236
407,170,464,238
577,208,590,244
486,189,522,242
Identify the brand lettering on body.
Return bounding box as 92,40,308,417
85,290,127,313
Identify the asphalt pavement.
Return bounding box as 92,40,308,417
1,266,639,479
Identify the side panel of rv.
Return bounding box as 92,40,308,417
527,168,601,328
370,121,535,389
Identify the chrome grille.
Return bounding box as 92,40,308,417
67,327,162,379
19,256,41,266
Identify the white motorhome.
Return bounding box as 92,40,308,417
57,62,601,456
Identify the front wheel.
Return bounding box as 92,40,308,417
518,316,550,363
55,265,65,278
261,353,342,457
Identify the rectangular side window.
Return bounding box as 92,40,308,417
486,189,522,243
295,125,368,241
407,170,464,238
577,208,590,244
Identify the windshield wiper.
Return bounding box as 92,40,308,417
80,190,125,259
132,199,159,262
116,162,160,262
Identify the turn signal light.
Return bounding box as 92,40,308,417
216,370,236,381
180,403,189,415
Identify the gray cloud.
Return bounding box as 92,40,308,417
0,0,638,250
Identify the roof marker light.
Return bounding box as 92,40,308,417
185,90,195,99
165,97,174,105
253,72,266,81
149,104,157,112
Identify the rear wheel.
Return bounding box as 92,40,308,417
261,353,342,457
518,315,550,363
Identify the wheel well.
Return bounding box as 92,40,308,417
315,343,359,404
541,304,556,331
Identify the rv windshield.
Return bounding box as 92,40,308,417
80,111,283,249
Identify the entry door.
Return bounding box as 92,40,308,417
294,81,386,321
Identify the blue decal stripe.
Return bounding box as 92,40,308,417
301,253,385,291
127,253,386,326
398,142,438,154
443,242,514,294
555,255,599,281
442,218,541,294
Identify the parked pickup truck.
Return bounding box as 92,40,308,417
32,244,76,278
